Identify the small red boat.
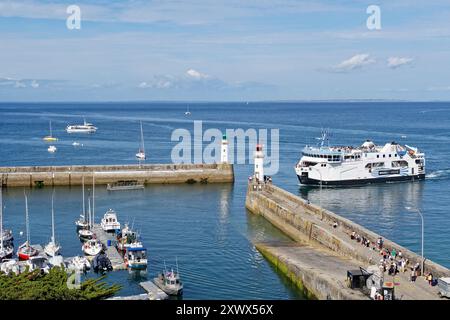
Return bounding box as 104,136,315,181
17,241,38,261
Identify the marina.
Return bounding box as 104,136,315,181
90,224,126,270
0,102,450,300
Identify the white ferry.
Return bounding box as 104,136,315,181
66,119,97,133
295,132,425,186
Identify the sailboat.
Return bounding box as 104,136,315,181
44,190,61,257
75,176,89,230
17,193,38,261
43,120,58,142
135,121,146,160
81,175,102,256
185,104,191,116
0,187,14,262
78,194,94,241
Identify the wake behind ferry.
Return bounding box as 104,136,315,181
295,132,425,186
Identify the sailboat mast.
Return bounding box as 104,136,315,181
82,176,85,216
140,121,145,153
24,192,30,245
51,189,55,244
92,174,95,226
49,120,52,137
87,194,91,228
0,186,3,250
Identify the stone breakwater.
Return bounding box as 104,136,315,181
0,163,234,187
246,182,449,300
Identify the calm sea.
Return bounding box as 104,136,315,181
0,102,449,299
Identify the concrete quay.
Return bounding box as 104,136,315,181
246,182,449,300
0,163,234,188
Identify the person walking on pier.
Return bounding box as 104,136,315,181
427,273,433,286
377,237,384,250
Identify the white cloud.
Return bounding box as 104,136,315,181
186,69,210,79
387,57,414,69
30,80,39,88
332,54,376,72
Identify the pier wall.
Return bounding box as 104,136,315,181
255,243,367,300
246,183,449,279
0,163,234,187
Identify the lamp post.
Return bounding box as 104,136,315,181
405,206,425,274
311,166,323,214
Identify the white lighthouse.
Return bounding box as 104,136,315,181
254,144,264,181
221,134,228,164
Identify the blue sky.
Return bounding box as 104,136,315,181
1,0,450,101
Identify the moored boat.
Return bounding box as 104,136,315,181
0,187,14,262
107,180,145,191
17,241,38,261
153,260,183,296
116,223,137,252
44,189,61,257
25,256,50,273
101,209,121,233
92,252,113,273
124,242,147,270
17,194,38,261
65,255,91,272
82,238,103,256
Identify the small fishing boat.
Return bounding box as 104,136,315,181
65,255,91,272
43,120,58,141
44,190,61,257
101,209,121,233
66,118,97,133
153,260,183,296
72,141,81,146
17,194,38,261
47,145,57,153
116,223,137,252
0,187,14,262
136,121,146,160
25,256,50,273
124,242,147,270
82,238,103,256
107,180,145,191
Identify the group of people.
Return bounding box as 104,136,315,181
350,231,372,248
349,232,415,279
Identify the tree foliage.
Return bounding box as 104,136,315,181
0,267,121,300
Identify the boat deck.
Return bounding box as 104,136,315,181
90,224,126,270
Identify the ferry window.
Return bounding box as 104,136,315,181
328,156,332,160
383,155,385,158
395,154,397,157
377,155,379,158
389,154,391,157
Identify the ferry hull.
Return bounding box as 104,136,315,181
298,173,425,186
